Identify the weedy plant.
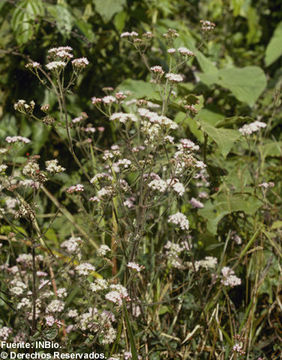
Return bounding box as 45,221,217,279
0,23,281,360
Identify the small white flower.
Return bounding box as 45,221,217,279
6,136,31,144
190,197,204,208
46,61,66,70
97,244,111,256
150,65,164,75
221,267,241,287
127,262,144,272
168,212,189,230
45,316,55,326
120,31,138,38
165,73,184,82
239,121,266,136
75,263,96,276
178,47,194,56
45,159,65,174
66,184,84,193
194,256,218,271
72,58,89,68
46,300,64,313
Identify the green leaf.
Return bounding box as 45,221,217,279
93,0,126,23
118,79,160,99
198,120,240,158
196,109,224,127
31,122,50,153
195,50,219,86
47,4,74,37
43,328,58,341
265,22,282,66
123,303,138,360
75,19,95,42
114,10,127,33
217,66,267,106
199,194,261,234
262,141,282,157
11,0,44,45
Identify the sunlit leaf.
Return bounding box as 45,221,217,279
93,0,126,23
265,22,282,66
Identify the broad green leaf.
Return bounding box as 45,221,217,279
75,19,95,42
262,141,282,157
93,0,126,23
198,120,240,158
196,109,224,127
199,194,261,234
114,11,127,33
31,122,50,153
47,4,74,37
265,22,282,66
11,0,44,45
217,66,267,106
195,50,219,85
118,79,160,99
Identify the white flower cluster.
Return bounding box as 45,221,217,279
46,299,64,313
200,20,216,31
239,121,266,136
190,197,204,208
164,241,188,269
66,184,84,193
102,95,116,104
90,279,108,292
165,73,184,82
25,61,40,69
138,108,178,132
57,288,67,298
150,65,165,75
72,57,89,68
0,326,12,340
168,212,189,230
221,267,241,287
178,47,195,56
45,315,55,327
5,136,31,144
97,244,111,256
148,177,186,196
78,307,117,344
194,256,218,271
127,262,144,272
169,179,186,196
48,46,73,55
120,31,138,38
46,47,89,71
75,262,96,276
148,179,167,193
46,61,66,70
10,280,27,296
22,161,39,176
258,181,274,189
105,284,130,306
178,138,200,152
14,99,35,113
45,159,65,174
110,112,137,123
